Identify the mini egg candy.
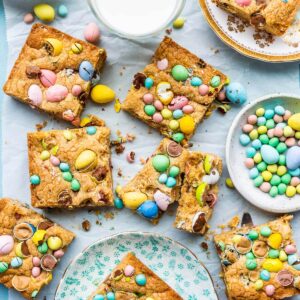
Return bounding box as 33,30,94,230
244,158,254,169
254,279,263,290
135,274,147,286
240,134,251,146
158,173,168,184
34,3,55,22
79,61,94,81
179,116,195,134
168,96,188,111
122,192,147,209
144,105,156,116
285,244,297,255
39,69,56,87
252,139,261,150
260,182,271,193
84,22,100,43
199,84,209,96
173,109,183,119
173,17,185,28
161,108,172,119
154,100,163,111
32,266,41,278
114,197,124,209
24,13,34,24
190,76,202,86
30,175,40,185
248,115,257,125
249,167,259,179
0,262,8,273
225,82,247,105
0,235,14,255
265,284,275,296
71,179,81,191
260,269,270,281
257,117,266,126
153,190,170,211
57,4,68,17
152,155,170,172
71,43,83,55
47,236,63,250
32,257,41,267
46,84,68,102
243,124,253,133
288,113,300,130
143,93,154,104
10,257,23,268
246,259,257,270
246,147,256,158
38,242,48,254
182,105,194,114
152,112,163,123
91,84,115,104
172,132,184,143
171,65,189,81
260,226,271,237
264,109,275,119
54,249,65,258
260,145,279,164
86,126,97,135
28,84,42,107
157,58,168,70
210,76,221,88
145,78,154,89
169,166,180,177
166,177,177,188
137,201,158,219
106,292,115,300
93,296,105,300
248,230,258,240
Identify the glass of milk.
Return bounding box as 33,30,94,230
88,0,186,39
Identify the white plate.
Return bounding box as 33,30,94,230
226,93,300,213
199,0,300,62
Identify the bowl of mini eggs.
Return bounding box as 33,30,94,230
226,94,300,213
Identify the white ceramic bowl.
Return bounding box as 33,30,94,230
226,93,300,213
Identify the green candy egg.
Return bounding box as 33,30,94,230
169,166,180,178
246,259,257,270
259,134,269,144
266,119,275,129
281,174,291,185
278,183,287,195
278,154,286,165
218,241,225,252
254,176,263,187
38,242,48,254
248,230,259,240
268,249,279,258
276,142,287,154
210,76,221,87
71,179,81,191
172,132,184,143
171,65,189,81
260,226,272,237
246,252,255,259
270,175,281,186
0,262,8,273
31,290,39,298
257,162,267,172
144,105,156,116
269,137,279,148
152,155,170,172
269,186,278,197
62,171,73,182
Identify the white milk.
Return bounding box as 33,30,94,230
89,0,185,37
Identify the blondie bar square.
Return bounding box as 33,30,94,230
88,252,183,300
3,23,106,125
28,124,113,208
0,198,75,299
174,152,222,235
214,215,300,299
122,37,228,144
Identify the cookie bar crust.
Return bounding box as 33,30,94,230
119,139,189,222
213,0,300,36
3,23,106,124
174,152,222,235
122,36,228,143
214,215,300,299
28,125,113,208
0,198,75,299
88,252,183,300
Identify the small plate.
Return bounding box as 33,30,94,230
226,93,300,213
55,232,218,300
198,0,300,62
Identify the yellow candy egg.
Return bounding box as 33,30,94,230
80,116,92,127
169,120,179,130
262,171,272,182
253,153,262,164
15,243,25,258
262,258,283,272
204,155,213,174
297,184,300,194
173,17,185,29
179,116,195,134
32,230,46,246
249,129,258,140
254,279,263,290
71,43,83,54
122,192,147,209
277,166,287,176
75,150,97,171
115,185,122,196
47,236,63,250
257,126,267,135
279,250,288,262
267,233,282,249
40,150,50,161
267,164,277,173
44,38,62,56
256,108,265,117
91,84,116,104
34,4,55,22
161,109,172,119
63,130,73,141
156,82,174,105
288,113,300,131
286,186,296,198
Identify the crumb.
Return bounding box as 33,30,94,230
35,120,48,131
140,158,146,165
200,241,208,251
165,28,172,35
117,168,122,177
115,143,125,154
228,215,240,228
104,212,114,220
82,220,91,231
96,220,101,225
126,133,136,142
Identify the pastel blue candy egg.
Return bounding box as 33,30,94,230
240,134,251,146
114,197,124,209
79,61,94,81
166,177,177,188
276,122,286,129
246,147,256,158
249,167,259,179
137,201,158,219
145,78,154,89
225,82,247,105
257,117,266,126
106,292,115,300
289,168,300,176
260,270,270,281
86,126,97,135
30,175,40,185
11,257,23,268
288,254,298,265
252,139,262,150
274,105,285,116
286,146,300,170
57,4,68,17
135,274,147,286
93,295,105,300
59,162,70,172
158,173,168,184
173,109,183,119
191,76,202,87
293,262,300,271
260,145,279,164
264,109,275,119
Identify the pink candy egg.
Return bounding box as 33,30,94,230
152,112,163,123
39,69,56,87
280,136,286,142
62,110,75,121
244,158,254,169
0,235,14,255
32,266,41,278
50,155,60,166
143,93,154,104
243,124,253,133
154,100,163,111
157,58,168,70
217,91,226,101
168,96,188,111
260,182,271,193
72,85,82,96
32,257,41,267
24,13,34,24
199,84,209,96
46,84,68,102
285,244,297,254
235,0,252,6
84,22,100,43
274,128,283,137
28,84,42,107
267,129,274,138
247,115,257,125
182,105,194,114
273,114,283,123
124,265,135,277
54,249,65,258
283,110,292,121
265,285,275,296
153,190,170,211
291,177,300,187
286,137,296,147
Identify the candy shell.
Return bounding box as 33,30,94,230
285,245,297,255
124,265,135,276
28,84,42,107
41,254,57,271
91,85,115,104
248,115,257,125
32,267,41,277
137,201,158,219
168,96,188,111
265,285,275,296
243,124,253,133
267,233,282,249
144,105,156,116
172,132,184,143
0,235,14,255
39,69,56,87
34,4,55,22
276,270,294,287
182,105,194,114
30,175,40,185
32,257,41,267
199,84,209,96
84,22,100,43
79,61,94,81
158,173,168,184
54,249,65,258
143,93,154,104
210,76,221,87
11,275,30,291
240,134,251,146
173,109,183,119
225,82,247,104
244,158,254,169
122,192,147,209
153,190,170,211
190,76,202,86
171,65,189,81
154,100,163,111
11,257,23,268
135,274,147,286
260,182,271,193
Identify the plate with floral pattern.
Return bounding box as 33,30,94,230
55,232,218,300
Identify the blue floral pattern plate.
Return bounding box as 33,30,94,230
55,232,218,300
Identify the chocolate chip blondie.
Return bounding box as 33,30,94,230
121,36,228,144
3,23,106,125
174,152,222,235
27,122,113,208
88,252,183,300
0,198,75,299
213,0,300,36
214,215,300,299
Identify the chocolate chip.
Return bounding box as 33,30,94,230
115,143,125,154
192,212,206,233
98,191,108,203
197,59,207,68
200,242,208,251
38,220,54,230
57,190,72,206
21,241,30,256
26,66,41,78
167,141,183,157
14,213,22,220
250,13,266,29
82,220,91,232
133,73,146,89
92,166,107,181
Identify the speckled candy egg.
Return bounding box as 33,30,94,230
137,201,158,219
168,96,188,111
39,69,56,87
225,82,247,105
79,61,94,81
84,22,100,43
0,235,14,255
46,84,68,102
261,145,279,164
28,84,42,107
